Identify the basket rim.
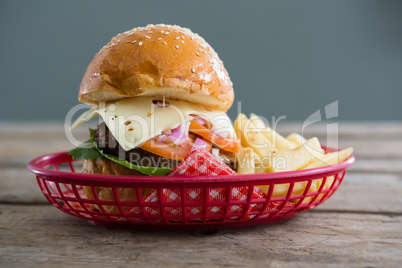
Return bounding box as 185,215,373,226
27,146,355,184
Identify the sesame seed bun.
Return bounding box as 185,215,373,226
79,24,234,111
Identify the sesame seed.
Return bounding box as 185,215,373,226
138,41,142,46
175,37,180,40
191,68,195,73
190,36,194,40
162,41,167,45
181,36,184,39
181,40,184,44
175,45,179,49
131,40,137,43
165,31,169,34
198,48,202,52
195,52,200,56
161,30,165,33
203,50,207,54
157,37,162,40
145,35,150,39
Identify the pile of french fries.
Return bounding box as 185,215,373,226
234,113,353,201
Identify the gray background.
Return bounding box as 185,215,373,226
1,0,401,121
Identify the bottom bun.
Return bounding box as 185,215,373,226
82,159,151,214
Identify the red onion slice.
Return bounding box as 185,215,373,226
192,115,207,125
192,138,207,151
167,121,190,145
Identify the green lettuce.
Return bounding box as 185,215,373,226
67,129,172,176
67,139,103,161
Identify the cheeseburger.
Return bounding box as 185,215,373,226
69,24,239,177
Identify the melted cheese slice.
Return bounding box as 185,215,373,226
72,97,236,151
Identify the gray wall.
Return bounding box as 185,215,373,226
1,0,401,121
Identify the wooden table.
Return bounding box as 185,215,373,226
1,122,401,267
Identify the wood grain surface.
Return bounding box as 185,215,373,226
1,121,401,267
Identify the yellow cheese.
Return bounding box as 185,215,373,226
71,108,99,130
71,97,237,151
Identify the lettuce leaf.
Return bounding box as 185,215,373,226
67,129,172,176
67,139,103,160
98,151,172,176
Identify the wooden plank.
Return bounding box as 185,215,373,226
0,140,79,157
2,138,401,158
1,168,48,204
0,204,400,267
3,138,401,159
2,138,401,168
338,140,402,159
2,123,401,163
317,173,402,213
349,159,402,174
5,143,400,171
1,122,401,173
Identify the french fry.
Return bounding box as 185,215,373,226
234,113,249,147
303,148,353,201
286,133,307,146
250,113,296,150
281,147,351,203
266,137,325,173
236,147,255,174
257,181,319,199
233,113,353,202
302,147,354,169
247,131,277,158
312,176,336,202
234,113,276,159
249,113,267,129
317,176,335,191
252,153,267,174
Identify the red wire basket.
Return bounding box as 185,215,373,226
27,146,354,230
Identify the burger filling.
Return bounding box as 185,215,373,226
94,122,237,171
69,97,239,175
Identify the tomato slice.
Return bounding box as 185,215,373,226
189,120,239,153
139,133,212,161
